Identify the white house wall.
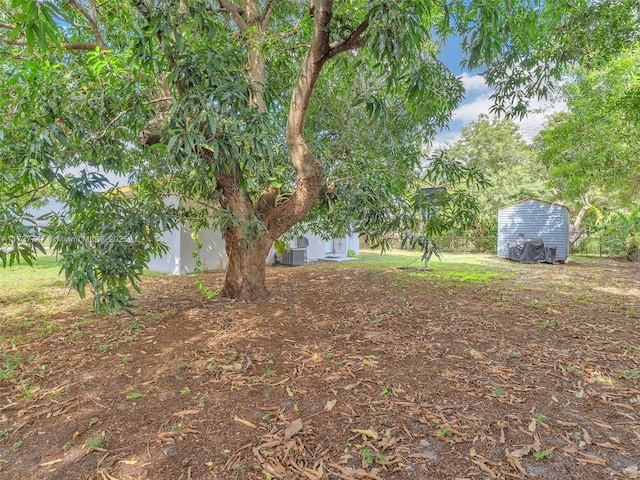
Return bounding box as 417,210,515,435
148,227,183,274
148,196,182,274
179,226,228,274
148,214,359,274
284,232,359,261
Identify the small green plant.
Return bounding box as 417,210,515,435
85,432,106,449
125,392,145,400
617,369,639,380
347,249,358,258
122,356,133,364
539,321,559,330
180,386,191,395
193,393,205,408
263,369,277,378
206,358,220,371
535,413,548,423
492,384,503,397
359,447,387,466
171,422,184,432
566,364,584,376
533,449,553,460
437,426,453,438
1,353,23,381
62,441,71,451
0,430,9,443
232,463,245,473
20,377,37,399
196,281,219,299
192,232,220,299
361,448,374,465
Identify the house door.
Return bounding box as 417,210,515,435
324,240,333,254
333,238,346,254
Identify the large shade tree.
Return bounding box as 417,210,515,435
1,0,638,310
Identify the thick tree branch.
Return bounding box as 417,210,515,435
0,37,100,51
260,0,275,30
327,16,370,59
218,0,249,32
67,0,107,49
263,0,335,238
255,186,279,218
95,96,172,146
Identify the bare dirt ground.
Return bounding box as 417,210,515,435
1,254,640,480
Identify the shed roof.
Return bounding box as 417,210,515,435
498,197,568,211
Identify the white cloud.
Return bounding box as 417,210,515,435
434,78,567,145
458,72,490,93
451,93,494,124
430,131,462,150
517,95,567,141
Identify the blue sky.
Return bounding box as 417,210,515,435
434,37,566,147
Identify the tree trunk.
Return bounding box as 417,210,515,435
569,195,591,246
221,225,273,299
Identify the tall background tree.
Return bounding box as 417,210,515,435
445,115,547,251
536,42,640,256
1,0,638,309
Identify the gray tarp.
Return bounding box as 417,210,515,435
507,235,556,264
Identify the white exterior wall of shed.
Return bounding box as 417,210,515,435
497,199,570,260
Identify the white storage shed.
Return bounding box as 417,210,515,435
497,198,570,261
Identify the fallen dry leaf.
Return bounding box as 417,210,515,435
284,418,303,441
39,458,65,467
351,428,379,440
506,454,527,476
508,445,532,458
576,452,607,466
324,399,337,412
174,409,200,416
233,415,257,429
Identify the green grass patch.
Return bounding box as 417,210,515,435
0,353,24,380
357,251,516,283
